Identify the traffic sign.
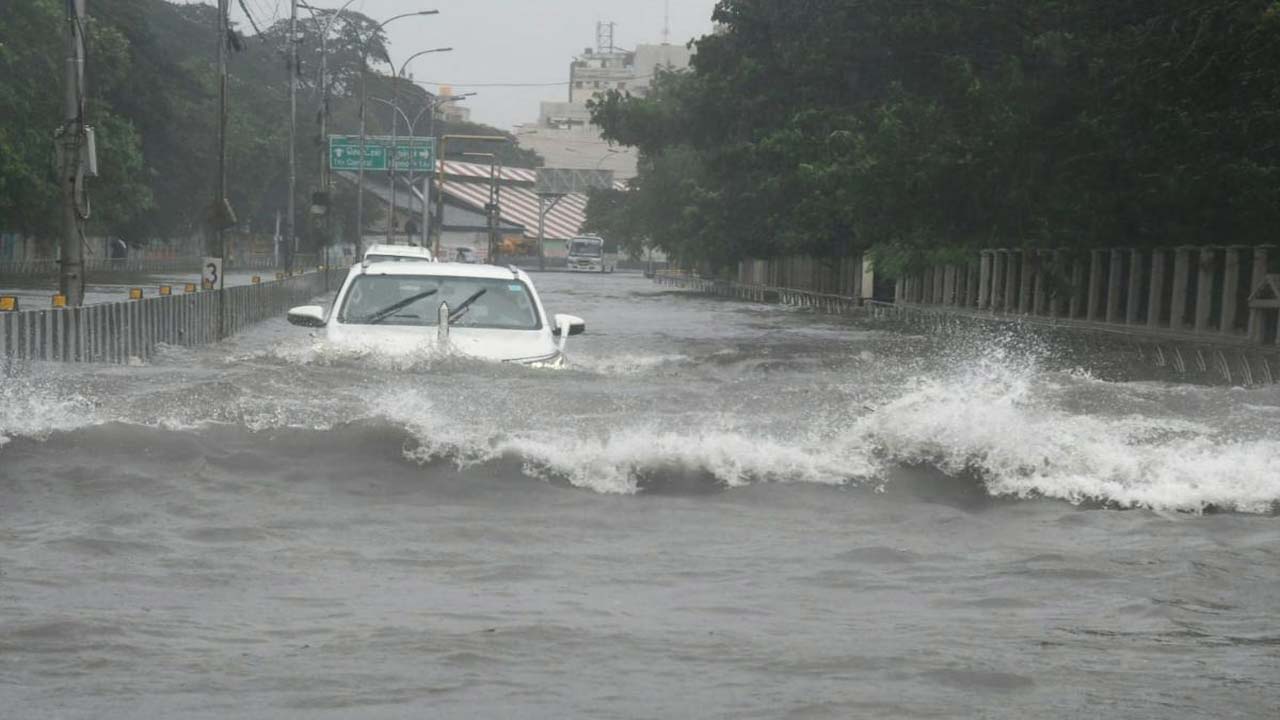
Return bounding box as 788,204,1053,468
329,135,436,172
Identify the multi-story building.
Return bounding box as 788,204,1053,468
517,23,692,180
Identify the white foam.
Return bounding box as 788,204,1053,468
0,378,100,450
853,358,1280,513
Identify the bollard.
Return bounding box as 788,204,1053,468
0,296,19,312
52,295,67,308
159,285,172,297
129,288,144,300
252,276,261,284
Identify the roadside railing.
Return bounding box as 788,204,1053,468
654,270,863,313
0,268,346,364
0,254,324,277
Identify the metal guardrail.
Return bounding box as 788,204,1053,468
0,268,346,365
0,255,325,277
654,270,862,313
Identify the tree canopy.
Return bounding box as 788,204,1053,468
0,0,539,252
589,0,1280,274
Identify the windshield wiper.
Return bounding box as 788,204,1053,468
448,288,487,323
364,289,438,325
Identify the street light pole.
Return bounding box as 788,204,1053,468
357,10,437,259
387,47,451,245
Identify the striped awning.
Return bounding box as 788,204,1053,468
439,161,621,241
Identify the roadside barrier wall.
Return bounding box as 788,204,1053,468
0,268,346,364
0,254,325,277
896,246,1280,347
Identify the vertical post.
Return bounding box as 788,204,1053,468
286,0,298,273
1047,251,1062,318
1019,251,1034,314
942,265,955,306
1004,251,1020,312
978,251,993,309
319,23,329,287
1126,249,1143,324
1170,247,1191,330
1221,247,1242,335
59,0,89,307
537,196,547,272
1087,249,1104,321
434,137,447,260
1032,251,1047,316
215,0,229,339
1069,255,1085,319
1147,249,1166,329
1106,248,1124,323
1195,247,1216,333
992,250,1008,311
1249,246,1272,340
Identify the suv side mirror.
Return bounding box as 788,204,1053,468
287,305,326,328
552,313,586,337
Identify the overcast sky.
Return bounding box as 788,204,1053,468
191,0,720,129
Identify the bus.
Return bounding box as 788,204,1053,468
566,235,618,273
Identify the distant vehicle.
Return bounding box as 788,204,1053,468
453,247,478,264
286,260,586,367
567,235,617,273
363,244,433,263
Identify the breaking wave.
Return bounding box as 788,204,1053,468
3,352,1278,514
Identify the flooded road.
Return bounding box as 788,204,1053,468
2,273,1278,718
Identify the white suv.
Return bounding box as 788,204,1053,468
287,260,585,366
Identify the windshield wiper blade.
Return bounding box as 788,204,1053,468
365,289,438,325
448,288,487,323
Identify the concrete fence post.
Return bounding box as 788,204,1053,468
1004,251,1020,312
943,265,956,306
1087,250,1105,322
1171,247,1192,330
1147,249,1166,329
979,251,993,309
992,250,1008,311
1126,249,1144,324
1068,255,1085,319
1032,251,1047,316
1221,247,1242,335
1106,248,1125,324
1046,251,1063,318
1019,251,1034,314
1195,247,1217,333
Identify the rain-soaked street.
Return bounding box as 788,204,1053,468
2,272,1278,718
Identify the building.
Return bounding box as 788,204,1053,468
515,23,692,181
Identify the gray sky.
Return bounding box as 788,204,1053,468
200,0,720,129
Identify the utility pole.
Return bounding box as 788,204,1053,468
286,0,298,272
58,0,91,307
213,0,231,338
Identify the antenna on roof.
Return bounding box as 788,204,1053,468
596,21,615,53
662,0,670,45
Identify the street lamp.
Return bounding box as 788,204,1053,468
356,9,438,259
386,47,452,244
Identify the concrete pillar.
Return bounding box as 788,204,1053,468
1147,249,1166,329
1246,247,1271,340
1019,251,1034,314
1004,251,1020,312
933,265,945,305
1087,249,1105,322
968,260,980,307
943,265,956,306
1069,256,1085,319
922,267,933,304
1033,251,1047,316
1170,247,1191,330
1047,251,1063,317
992,251,1008,311
1221,247,1242,335
1106,248,1125,323
1195,247,1216,333
1126,249,1144,324
979,252,993,309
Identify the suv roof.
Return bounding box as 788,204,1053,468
364,244,433,261
357,260,531,284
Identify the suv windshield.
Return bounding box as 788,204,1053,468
339,275,540,330
569,241,602,258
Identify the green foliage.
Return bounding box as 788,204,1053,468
589,0,1280,274
0,0,538,253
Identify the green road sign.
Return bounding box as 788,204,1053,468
328,135,436,172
